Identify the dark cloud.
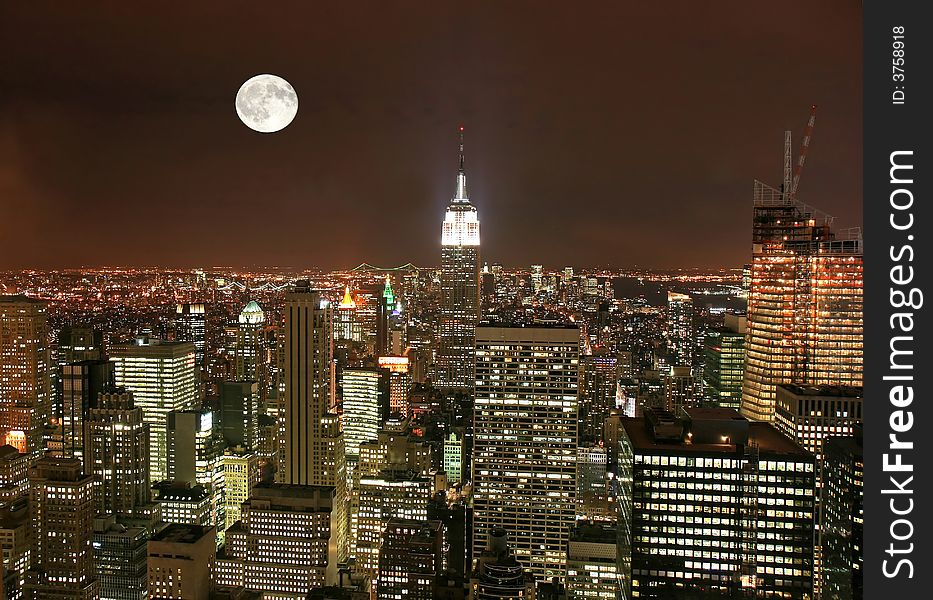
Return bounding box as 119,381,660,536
0,0,861,270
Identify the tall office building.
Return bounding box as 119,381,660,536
473,325,579,582
220,449,261,532
702,313,746,410
576,444,611,521
281,284,337,483
774,384,863,462
110,338,198,482
0,499,30,600
61,359,115,460
219,380,259,451
617,408,815,599
662,365,697,414
0,296,51,457
666,292,694,368
281,283,347,560
377,518,445,600
377,356,411,417
174,303,207,367
335,286,363,343
147,524,215,600
741,182,863,422
93,514,149,600
25,457,99,599
215,484,341,593
580,349,619,442
342,368,387,461
154,483,211,526
351,425,433,562
0,446,28,504
821,433,863,600
566,522,617,600
54,327,103,429
166,409,225,543
57,327,103,365
442,432,463,485
84,389,151,516
435,128,481,391
773,384,863,599
233,301,265,384
355,471,433,583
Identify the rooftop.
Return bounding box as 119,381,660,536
777,383,863,398
150,523,213,545
622,413,812,459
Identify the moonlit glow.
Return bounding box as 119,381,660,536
235,74,298,133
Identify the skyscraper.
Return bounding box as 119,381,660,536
666,291,694,368
175,303,207,368
442,431,463,485
233,301,265,384
435,128,481,391
741,182,863,422
472,324,579,582
147,524,215,600
702,313,746,410
84,388,151,516
342,368,387,461
0,296,51,457
220,448,261,532
92,514,149,600
377,518,445,600
215,484,341,593
355,472,433,585
566,522,618,600
281,283,347,560
219,380,259,451
617,407,815,599
580,349,619,442
821,432,863,600
25,457,99,599
166,409,225,543
377,356,411,417
61,359,115,461
110,338,198,482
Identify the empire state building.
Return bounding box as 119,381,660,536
435,127,481,391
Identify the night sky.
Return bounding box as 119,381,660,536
0,1,862,270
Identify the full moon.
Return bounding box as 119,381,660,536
235,74,298,133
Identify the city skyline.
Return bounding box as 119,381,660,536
1,2,861,270
0,4,868,599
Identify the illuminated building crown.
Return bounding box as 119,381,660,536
442,126,480,247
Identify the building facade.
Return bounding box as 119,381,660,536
215,484,340,594
617,408,815,599
741,183,863,422
0,296,51,457
84,389,151,516
110,339,198,483
472,325,579,582
435,129,481,392
25,457,99,599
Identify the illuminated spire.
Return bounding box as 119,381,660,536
455,125,468,201
381,275,397,313
339,285,356,309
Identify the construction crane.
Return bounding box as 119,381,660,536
789,104,818,198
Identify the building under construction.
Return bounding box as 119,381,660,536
741,107,864,423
